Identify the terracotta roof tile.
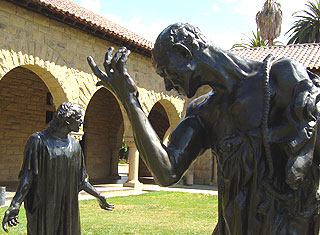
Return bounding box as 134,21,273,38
26,0,154,51
8,1,320,65
230,43,320,70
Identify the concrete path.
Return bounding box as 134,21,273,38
1,164,218,207
1,183,218,207
79,183,218,201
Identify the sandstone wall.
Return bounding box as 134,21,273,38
0,1,213,185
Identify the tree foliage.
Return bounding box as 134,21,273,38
231,29,282,49
256,0,282,45
286,0,320,44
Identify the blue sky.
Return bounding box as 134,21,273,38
73,0,309,49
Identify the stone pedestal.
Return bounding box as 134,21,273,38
184,170,194,186
123,139,142,189
0,187,5,206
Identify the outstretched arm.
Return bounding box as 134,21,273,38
80,180,114,210
87,47,207,186
2,171,33,233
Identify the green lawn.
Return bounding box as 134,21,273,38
0,191,218,235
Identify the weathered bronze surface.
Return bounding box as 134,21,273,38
2,102,114,235
87,23,320,234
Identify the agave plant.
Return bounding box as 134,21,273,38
256,0,283,45
286,0,320,44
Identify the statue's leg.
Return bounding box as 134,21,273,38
314,214,320,235
212,224,221,235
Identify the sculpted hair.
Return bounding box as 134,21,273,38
153,23,208,56
48,101,81,132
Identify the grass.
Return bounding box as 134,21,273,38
118,159,129,164
0,191,218,235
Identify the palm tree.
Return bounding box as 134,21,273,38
256,0,282,45
231,29,282,49
286,0,320,44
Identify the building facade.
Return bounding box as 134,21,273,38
2,0,319,188
0,0,197,186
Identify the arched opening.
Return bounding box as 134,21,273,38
83,88,124,183
139,102,170,181
0,67,56,184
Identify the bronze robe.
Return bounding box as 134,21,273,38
20,130,87,235
187,58,320,234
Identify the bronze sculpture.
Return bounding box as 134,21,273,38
2,101,114,235
87,23,320,234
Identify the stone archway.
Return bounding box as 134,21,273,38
139,101,170,178
83,87,124,183
0,66,57,183
148,102,170,140
0,40,69,107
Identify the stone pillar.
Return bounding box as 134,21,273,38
123,138,142,189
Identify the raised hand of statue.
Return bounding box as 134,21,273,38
97,195,114,211
2,205,20,233
87,47,138,103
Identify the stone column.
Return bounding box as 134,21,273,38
123,138,142,189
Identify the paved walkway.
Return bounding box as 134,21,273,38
79,182,218,200
1,164,218,207
1,182,218,207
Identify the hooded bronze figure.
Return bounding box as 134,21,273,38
87,23,320,234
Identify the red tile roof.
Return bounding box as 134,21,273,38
8,0,153,55
7,1,320,66
231,43,320,70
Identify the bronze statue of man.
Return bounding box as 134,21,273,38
2,101,114,235
87,23,320,234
